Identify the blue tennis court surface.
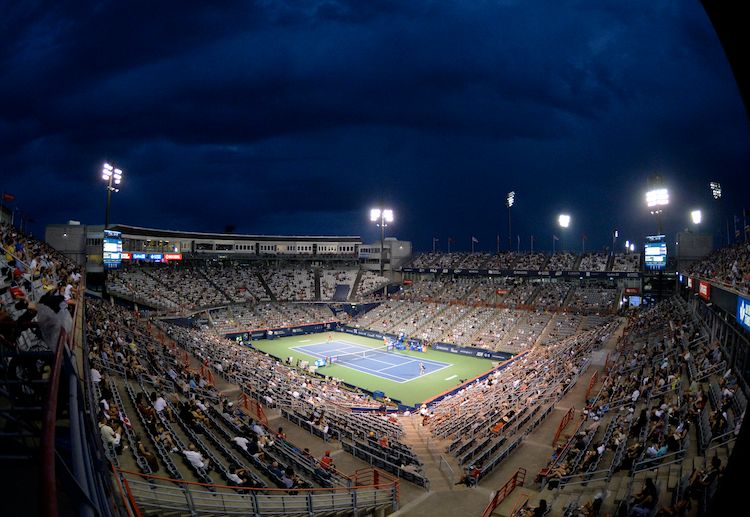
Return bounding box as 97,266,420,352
291,340,452,382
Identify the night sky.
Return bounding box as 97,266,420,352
2,1,748,252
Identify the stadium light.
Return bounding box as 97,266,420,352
630,243,635,252
646,188,669,208
102,162,124,229
691,209,702,225
370,207,394,281
710,182,722,200
558,214,571,228
506,191,515,250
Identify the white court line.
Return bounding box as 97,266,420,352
299,339,311,343
444,374,458,381
337,340,450,368
292,340,454,384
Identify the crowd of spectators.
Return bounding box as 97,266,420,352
209,303,335,334
578,252,609,272
355,271,390,298
687,242,750,294
612,253,641,273
1,223,80,354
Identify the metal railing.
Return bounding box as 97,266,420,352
114,466,399,516
481,467,526,517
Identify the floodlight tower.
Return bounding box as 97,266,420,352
710,181,726,245
102,162,123,229
101,162,123,299
645,175,669,235
691,209,702,226
370,208,394,278
506,191,515,251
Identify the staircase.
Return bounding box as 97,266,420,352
256,272,276,301
349,270,364,301
196,268,233,304
313,268,321,301
397,415,463,492
525,285,543,305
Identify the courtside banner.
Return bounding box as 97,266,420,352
698,281,711,301
737,295,750,333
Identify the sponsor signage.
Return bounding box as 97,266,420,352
164,253,183,261
698,281,711,301
132,253,147,260
148,253,163,260
121,252,132,260
401,267,644,279
737,295,750,332
624,287,640,295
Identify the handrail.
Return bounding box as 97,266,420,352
585,370,599,401
481,467,526,517
552,407,576,446
113,466,397,493
41,287,83,517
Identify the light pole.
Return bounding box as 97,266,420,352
370,208,394,278
506,191,515,251
102,163,123,299
558,214,570,252
102,163,123,229
710,181,725,245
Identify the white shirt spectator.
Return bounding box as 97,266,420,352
90,368,101,383
183,449,207,469
232,436,249,451
154,396,167,413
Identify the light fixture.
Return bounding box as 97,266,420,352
558,214,571,228
691,209,702,225
645,188,669,207
710,182,722,200
506,191,515,208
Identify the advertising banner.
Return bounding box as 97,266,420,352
737,295,750,333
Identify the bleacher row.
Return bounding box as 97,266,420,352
408,251,640,272
528,296,746,516
351,300,611,353
108,265,390,310
87,299,365,497
430,322,616,480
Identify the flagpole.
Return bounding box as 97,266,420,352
531,235,534,253
517,235,520,253
553,235,555,254
582,235,585,254
471,237,474,253
496,234,500,253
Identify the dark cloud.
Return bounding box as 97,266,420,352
1,0,747,250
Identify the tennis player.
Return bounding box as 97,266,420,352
419,362,426,376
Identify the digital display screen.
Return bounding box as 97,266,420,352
628,295,642,307
103,229,122,269
644,235,667,271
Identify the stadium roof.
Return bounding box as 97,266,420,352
109,224,362,242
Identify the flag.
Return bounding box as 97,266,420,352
2,192,14,203
553,235,560,241
471,236,479,243
735,215,740,238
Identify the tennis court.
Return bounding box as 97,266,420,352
253,333,495,405
291,340,452,383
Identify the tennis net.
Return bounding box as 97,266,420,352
330,345,391,365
